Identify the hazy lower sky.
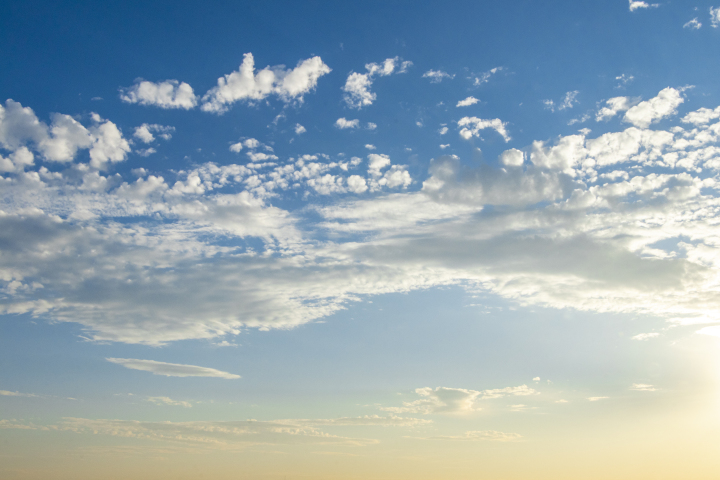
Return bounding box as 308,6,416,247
2,1,720,479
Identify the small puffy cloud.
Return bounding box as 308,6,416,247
106,358,241,379
365,144,376,150
629,1,659,12
684,18,702,29
367,153,391,176
423,70,454,83
347,175,368,193
458,116,510,142
366,122,377,130
147,396,193,408
533,377,541,382
711,6,720,27
0,147,34,173
499,148,524,167
439,144,450,149
630,383,657,391
120,80,197,109
587,396,609,401
201,53,331,114
89,119,131,169
343,57,410,108
438,126,448,135
335,118,360,129
623,87,685,128
544,91,579,112
133,124,174,143
632,332,660,340
294,123,306,135
456,96,479,107
136,147,156,157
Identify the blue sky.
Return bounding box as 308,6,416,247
2,1,720,479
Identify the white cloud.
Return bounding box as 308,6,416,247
422,70,454,83
458,116,511,142
711,7,720,27
544,91,579,112
106,358,241,379
294,123,306,135
456,96,479,107
383,385,536,415
120,80,197,109
133,124,174,144
347,175,368,193
499,148,524,167
587,396,609,401
630,383,657,391
596,96,641,122
367,153,391,176
633,332,662,341
623,87,685,128
696,325,720,338
615,74,634,87
682,106,720,125
629,1,659,12
438,126,448,135
335,118,360,129
343,57,410,108
684,18,702,29
367,122,377,130
473,67,503,86
365,144,376,150
200,53,331,114
439,144,450,149
147,396,193,407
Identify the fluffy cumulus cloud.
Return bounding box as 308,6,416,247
711,6,720,27
335,117,360,129
106,358,241,379
201,53,331,114
120,80,197,109
0,100,130,167
597,87,686,128
342,57,411,108
456,96,479,107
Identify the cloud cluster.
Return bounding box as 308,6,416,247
342,57,412,108
382,385,536,414
201,53,331,113
120,80,197,109
423,70,454,83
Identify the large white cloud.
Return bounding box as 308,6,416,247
201,53,331,114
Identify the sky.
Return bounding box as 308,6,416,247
2,0,720,478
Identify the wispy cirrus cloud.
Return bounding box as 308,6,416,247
106,358,241,379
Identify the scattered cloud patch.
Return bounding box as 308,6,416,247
544,91,579,112
423,70,454,83
473,67,503,86
615,74,635,87
629,1,659,12
133,124,174,144
365,144,376,150
456,96,479,107
711,7,720,27
343,57,411,108
587,396,609,401
632,332,660,340
294,124,306,135
120,80,197,109
684,18,702,29
106,358,241,379
420,430,522,442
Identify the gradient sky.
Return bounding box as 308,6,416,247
2,1,720,479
